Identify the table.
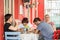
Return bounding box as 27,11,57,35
20,33,39,40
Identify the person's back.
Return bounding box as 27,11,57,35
38,21,54,40
4,23,14,32
4,14,18,32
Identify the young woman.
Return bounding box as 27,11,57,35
4,14,18,32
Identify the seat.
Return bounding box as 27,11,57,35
53,30,60,40
5,32,21,40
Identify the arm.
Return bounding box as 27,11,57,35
17,24,24,32
33,29,38,34
17,28,24,33
52,25,56,31
8,21,18,31
51,22,56,31
8,24,18,31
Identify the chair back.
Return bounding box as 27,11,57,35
5,32,21,40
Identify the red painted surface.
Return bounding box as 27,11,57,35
0,0,4,40
38,0,44,20
30,0,32,23
18,0,24,20
14,0,24,20
14,0,44,22
14,0,19,19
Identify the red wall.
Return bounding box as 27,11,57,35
0,0,4,40
14,0,19,19
14,0,44,21
38,0,44,20
14,0,24,20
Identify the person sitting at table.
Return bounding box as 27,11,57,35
4,14,18,32
18,17,33,33
33,18,54,40
44,14,56,32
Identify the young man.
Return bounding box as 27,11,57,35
33,18,54,40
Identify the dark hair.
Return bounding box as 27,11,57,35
22,18,28,23
33,18,41,22
5,14,12,22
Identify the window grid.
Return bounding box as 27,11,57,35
44,0,60,27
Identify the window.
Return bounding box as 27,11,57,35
4,0,14,25
44,0,60,28
4,0,14,15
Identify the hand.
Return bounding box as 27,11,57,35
15,19,21,25
17,28,24,32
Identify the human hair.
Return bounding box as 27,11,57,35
5,14,12,22
22,17,29,23
45,14,50,17
33,18,41,22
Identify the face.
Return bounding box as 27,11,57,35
23,23,28,26
9,16,13,23
45,16,50,21
34,21,40,26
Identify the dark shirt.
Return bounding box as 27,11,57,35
4,23,14,32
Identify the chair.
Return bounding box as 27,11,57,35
53,30,60,40
5,32,21,40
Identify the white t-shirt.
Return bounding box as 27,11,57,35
18,23,33,29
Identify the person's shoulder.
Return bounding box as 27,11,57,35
5,23,10,24
19,24,24,26
18,24,24,28
28,22,33,27
50,22,54,24
49,22,54,25
38,22,44,27
4,23,11,29
39,21,50,26
19,24,23,25
40,21,47,25
4,23,11,26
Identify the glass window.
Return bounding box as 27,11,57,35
44,0,60,28
4,0,14,25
